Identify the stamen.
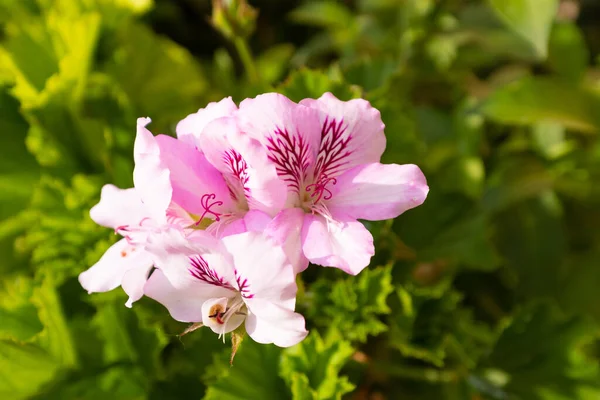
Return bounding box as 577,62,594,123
305,175,337,203
215,297,246,342
195,193,224,226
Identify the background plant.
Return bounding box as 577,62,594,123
1,0,600,399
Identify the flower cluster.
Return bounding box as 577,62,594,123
79,92,429,347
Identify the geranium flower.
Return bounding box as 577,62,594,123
234,92,429,275
144,229,307,347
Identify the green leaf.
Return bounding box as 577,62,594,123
437,156,485,200
343,57,398,92
30,365,148,400
487,0,558,59
288,1,353,29
280,331,355,400
0,276,43,341
494,192,566,299
0,86,39,271
277,68,362,103
555,251,600,323
203,340,288,400
0,88,38,218
547,22,589,83
256,44,295,85
0,340,61,399
289,373,317,400
90,297,168,376
417,214,501,271
388,285,494,368
306,265,394,343
16,175,107,282
32,272,78,368
481,77,600,134
485,302,600,400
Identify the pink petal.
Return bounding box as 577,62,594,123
200,116,288,215
176,97,237,146
221,232,297,310
144,270,231,323
300,92,386,179
264,208,309,273
90,185,149,229
208,210,272,238
153,134,235,217
241,209,273,232
301,214,374,275
79,238,153,295
328,163,429,221
245,299,308,347
133,118,172,223
237,93,321,200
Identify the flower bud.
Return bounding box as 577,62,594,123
211,0,258,40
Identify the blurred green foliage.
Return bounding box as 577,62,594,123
1,0,600,399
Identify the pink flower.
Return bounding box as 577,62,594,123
235,92,429,275
144,228,307,347
136,99,287,238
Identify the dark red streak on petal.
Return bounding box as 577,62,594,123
314,117,352,181
189,255,235,290
266,127,311,192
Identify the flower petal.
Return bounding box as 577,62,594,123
300,92,386,179
208,209,272,238
200,116,288,215
245,299,308,347
122,263,154,308
221,232,297,309
90,185,149,229
301,214,374,275
237,93,321,200
328,163,429,220
176,97,237,146
144,269,230,323
133,118,172,223
153,134,234,217
264,208,309,273
144,228,234,292
79,238,153,295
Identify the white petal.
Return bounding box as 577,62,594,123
245,299,307,347
79,239,153,295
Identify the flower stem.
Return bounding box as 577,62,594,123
233,37,259,84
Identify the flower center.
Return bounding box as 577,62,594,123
194,193,223,226
203,296,247,341
301,174,337,214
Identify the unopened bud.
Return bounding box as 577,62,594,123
211,0,258,40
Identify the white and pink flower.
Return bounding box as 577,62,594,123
80,92,428,347
143,228,307,347
235,92,429,275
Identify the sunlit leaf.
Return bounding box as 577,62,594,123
481,77,600,133
488,0,558,58
280,330,355,400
